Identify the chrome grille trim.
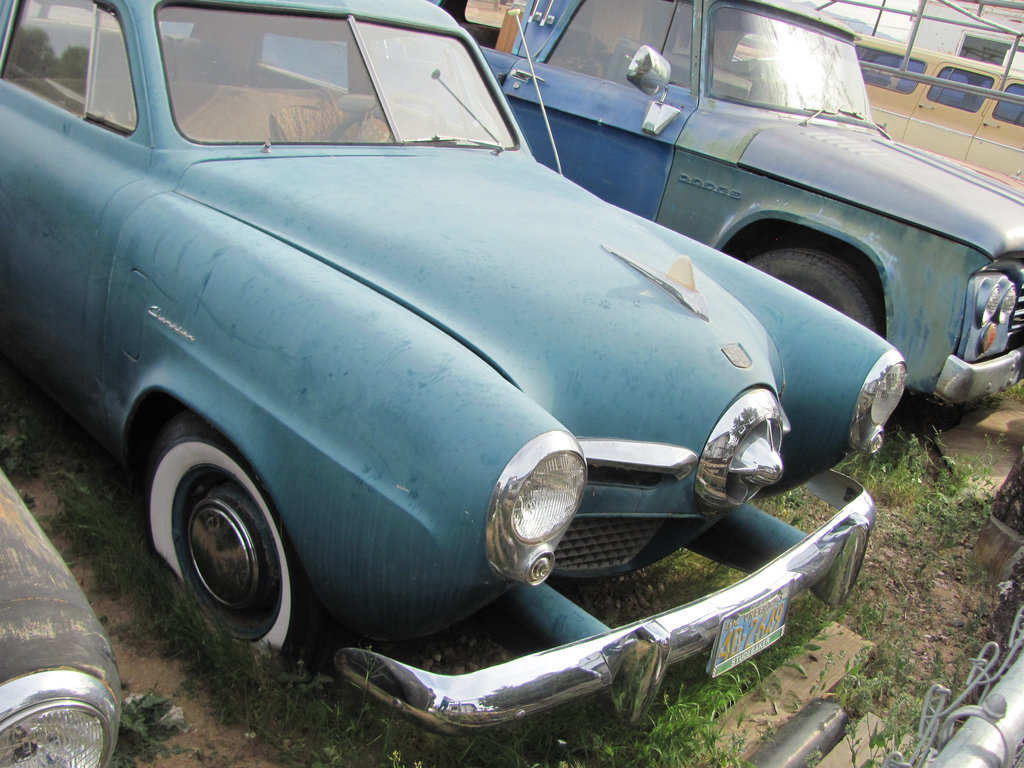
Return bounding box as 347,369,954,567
578,439,698,481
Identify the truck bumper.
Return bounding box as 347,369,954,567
335,470,875,732
934,348,1024,402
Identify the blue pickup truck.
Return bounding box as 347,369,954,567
442,0,1024,401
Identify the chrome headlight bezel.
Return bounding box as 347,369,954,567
850,348,906,454
0,670,119,768
695,388,787,513
486,431,587,586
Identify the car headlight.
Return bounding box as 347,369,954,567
965,274,1019,361
0,670,118,768
695,388,787,513
486,432,587,585
850,349,906,454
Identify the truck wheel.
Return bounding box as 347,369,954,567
748,248,885,334
147,413,303,651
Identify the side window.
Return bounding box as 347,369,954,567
2,0,137,131
993,83,1024,126
927,66,994,113
856,45,926,93
547,0,674,85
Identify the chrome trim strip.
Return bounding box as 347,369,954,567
578,439,698,481
934,348,1024,402
337,470,874,732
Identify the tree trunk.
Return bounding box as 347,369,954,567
987,449,1024,644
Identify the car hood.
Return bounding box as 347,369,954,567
739,124,1024,257
174,149,779,443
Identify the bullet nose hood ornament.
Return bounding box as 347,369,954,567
602,245,710,322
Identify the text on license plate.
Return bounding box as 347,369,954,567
708,583,791,677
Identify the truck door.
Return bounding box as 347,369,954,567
489,0,695,220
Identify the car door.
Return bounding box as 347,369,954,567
486,0,695,220
0,0,147,425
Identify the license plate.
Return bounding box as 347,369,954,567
708,583,790,677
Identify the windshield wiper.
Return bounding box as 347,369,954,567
430,68,505,152
405,135,504,152
798,108,890,138
838,109,892,140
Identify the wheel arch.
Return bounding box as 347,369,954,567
721,218,889,335
122,389,189,484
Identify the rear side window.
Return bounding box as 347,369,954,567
856,45,926,93
993,83,1024,126
2,0,137,131
927,66,994,113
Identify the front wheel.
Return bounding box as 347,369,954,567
148,413,296,648
748,248,885,334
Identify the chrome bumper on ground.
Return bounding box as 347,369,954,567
335,470,875,733
934,348,1024,402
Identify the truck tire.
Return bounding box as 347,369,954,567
748,248,885,334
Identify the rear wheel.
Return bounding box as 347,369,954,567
748,248,885,334
147,413,327,657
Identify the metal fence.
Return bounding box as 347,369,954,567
883,605,1024,768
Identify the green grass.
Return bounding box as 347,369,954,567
0,358,1002,767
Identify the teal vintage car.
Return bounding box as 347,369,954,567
0,0,903,729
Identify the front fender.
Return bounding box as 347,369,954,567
109,194,566,639
657,150,982,393
667,238,899,483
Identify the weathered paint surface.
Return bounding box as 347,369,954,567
0,470,119,696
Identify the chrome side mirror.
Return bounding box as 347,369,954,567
627,46,681,136
627,45,671,97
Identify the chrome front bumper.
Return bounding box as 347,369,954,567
336,470,874,733
934,348,1024,402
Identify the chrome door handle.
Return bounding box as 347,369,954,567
510,69,544,84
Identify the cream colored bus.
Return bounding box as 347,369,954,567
857,36,1024,178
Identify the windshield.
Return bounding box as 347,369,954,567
157,7,515,148
708,7,871,120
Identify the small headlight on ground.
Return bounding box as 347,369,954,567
850,349,906,453
487,432,586,584
0,671,118,768
1,704,108,768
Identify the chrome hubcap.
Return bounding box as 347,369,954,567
188,487,262,609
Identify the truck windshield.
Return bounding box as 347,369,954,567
158,7,514,148
708,7,871,120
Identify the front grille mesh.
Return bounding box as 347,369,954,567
554,517,664,572
1011,292,1024,343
